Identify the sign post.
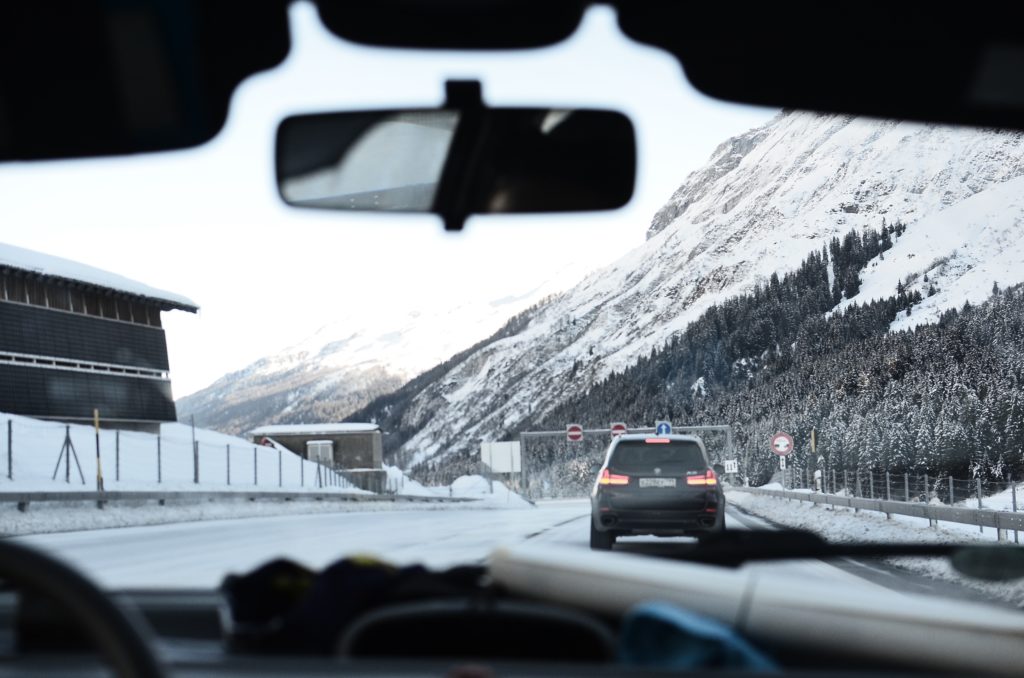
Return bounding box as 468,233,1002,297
724,459,739,483
771,431,794,488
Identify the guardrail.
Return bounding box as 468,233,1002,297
731,487,1024,541
0,490,476,512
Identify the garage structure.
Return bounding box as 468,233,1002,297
248,423,386,492
0,242,198,432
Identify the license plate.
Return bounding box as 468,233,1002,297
639,477,676,488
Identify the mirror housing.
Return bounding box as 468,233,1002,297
276,81,635,230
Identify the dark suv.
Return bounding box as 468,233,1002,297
589,434,725,549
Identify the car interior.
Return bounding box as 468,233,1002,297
4,1,1024,676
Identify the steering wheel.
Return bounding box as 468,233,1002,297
0,540,164,677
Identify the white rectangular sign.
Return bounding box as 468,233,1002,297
480,441,521,473
724,459,739,474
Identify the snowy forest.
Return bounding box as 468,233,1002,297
533,224,1024,487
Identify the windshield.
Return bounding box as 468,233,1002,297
609,441,707,474
3,2,1024,668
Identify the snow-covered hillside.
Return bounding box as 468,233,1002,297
394,112,1024,465
177,278,574,435
836,174,1024,330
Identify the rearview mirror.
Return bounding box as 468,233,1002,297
276,83,635,230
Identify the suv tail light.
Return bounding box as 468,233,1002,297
598,469,630,486
686,469,718,486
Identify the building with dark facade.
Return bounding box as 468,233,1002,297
0,243,198,431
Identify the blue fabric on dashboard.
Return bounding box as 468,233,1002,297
619,601,778,671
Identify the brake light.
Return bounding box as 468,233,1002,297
686,469,718,486
599,469,630,485
644,438,671,444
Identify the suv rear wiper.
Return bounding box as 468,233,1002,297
646,529,1024,581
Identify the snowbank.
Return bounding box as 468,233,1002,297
0,411,370,495
727,489,1024,607
449,475,533,508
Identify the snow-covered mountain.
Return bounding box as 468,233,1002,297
176,287,566,435
380,111,1024,466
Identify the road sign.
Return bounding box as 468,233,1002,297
610,422,628,437
771,431,794,456
779,456,787,470
655,421,672,435
724,459,739,474
566,424,584,442
480,441,521,473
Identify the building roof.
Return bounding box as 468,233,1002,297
0,242,198,312
249,423,381,437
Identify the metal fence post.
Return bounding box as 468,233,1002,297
831,469,836,494
924,473,932,526
193,441,199,484
1012,476,1019,544
8,419,13,480
253,447,258,486
904,474,910,502
977,477,984,534
226,444,231,485
301,457,304,487
157,435,162,483
278,448,282,487
855,471,862,512
115,430,120,482
949,476,954,505
885,471,891,500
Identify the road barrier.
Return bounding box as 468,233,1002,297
731,486,1024,542
0,490,476,512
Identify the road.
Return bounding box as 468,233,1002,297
9,498,1013,607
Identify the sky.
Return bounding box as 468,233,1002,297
0,2,774,398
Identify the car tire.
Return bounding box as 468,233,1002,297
590,522,615,550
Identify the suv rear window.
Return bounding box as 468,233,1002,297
608,440,706,473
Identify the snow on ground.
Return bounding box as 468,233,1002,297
383,464,530,505
0,412,369,494
727,489,1024,607
449,475,533,508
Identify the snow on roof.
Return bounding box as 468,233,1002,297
0,241,198,312
249,423,380,436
